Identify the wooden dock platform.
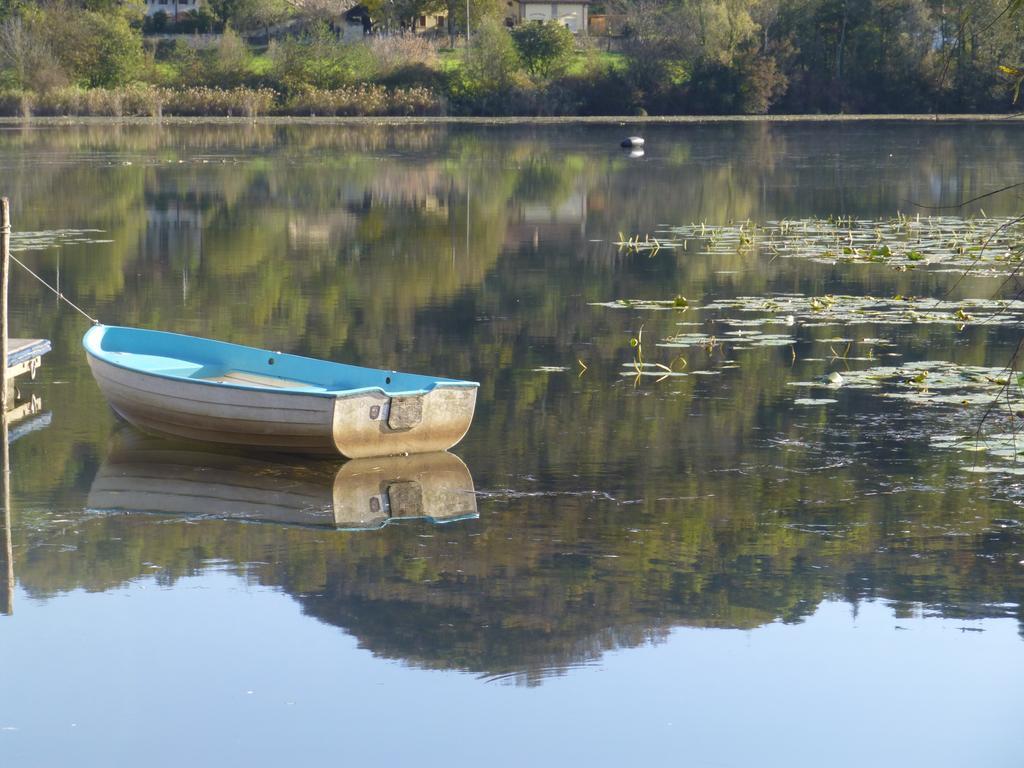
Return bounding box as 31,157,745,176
8,338,50,374
4,338,49,403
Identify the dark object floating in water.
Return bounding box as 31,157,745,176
621,136,645,148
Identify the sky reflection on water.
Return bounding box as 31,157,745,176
0,576,1020,768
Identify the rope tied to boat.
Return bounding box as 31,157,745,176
9,253,100,325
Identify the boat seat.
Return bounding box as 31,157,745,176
111,352,204,377
200,370,326,392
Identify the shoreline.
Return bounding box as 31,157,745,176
1,113,1024,126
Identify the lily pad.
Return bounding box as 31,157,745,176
9,229,108,253
701,294,1024,328
648,214,1024,275
793,360,1024,405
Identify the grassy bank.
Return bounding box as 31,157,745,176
2,113,1022,125
0,85,446,118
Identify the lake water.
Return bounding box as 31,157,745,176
0,121,1022,766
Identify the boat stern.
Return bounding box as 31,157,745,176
331,385,477,459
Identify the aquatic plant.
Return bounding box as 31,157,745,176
9,229,108,251
789,360,1024,406
618,214,1024,276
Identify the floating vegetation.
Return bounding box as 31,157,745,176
932,434,1024,474
933,433,1024,459
533,366,570,373
703,294,1024,328
718,317,793,328
623,214,1024,275
788,362,1024,473
962,465,1024,475
9,229,107,252
591,297,691,311
619,362,689,378
593,293,1024,328
658,330,794,349
625,324,687,382
790,360,1023,407
655,332,714,349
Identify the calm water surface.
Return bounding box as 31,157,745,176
0,122,1022,766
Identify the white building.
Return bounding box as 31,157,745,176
517,0,590,33
144,0,202,20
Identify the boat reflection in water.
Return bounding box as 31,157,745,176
87,431,477,530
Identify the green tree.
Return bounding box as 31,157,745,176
180,6,219,33
150,9,168,31
459,15,523,107
928,0,1024,110
208,0,242,27
614,0,768,112
211,25,251,86
41,6,144,88
512,20,575,80
0,14,67,91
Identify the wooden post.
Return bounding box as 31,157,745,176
1,197,8,414
0,198,10,613
1,410,10,615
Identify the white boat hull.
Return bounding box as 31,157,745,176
86,354,477,458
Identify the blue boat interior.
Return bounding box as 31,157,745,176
84,325,478,397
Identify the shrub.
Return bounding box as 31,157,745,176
680,52,787,115
555,67,640,116
0,89,33,117
150,10,169,33
269,23,375,93
366,35,440,75
280,84,442,116
164,40,206,86
211,26,251,87
451,16,527,113
124,83,166,117
464,17,521,92
283,84,387,115
0,16,69,92
387,86,442,116
163,85,276,116
376,62,446,91
21,84,164,116
176,7,219,34
511,21,575,80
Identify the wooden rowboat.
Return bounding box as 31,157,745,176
87,432,477,531
83,325,478,458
